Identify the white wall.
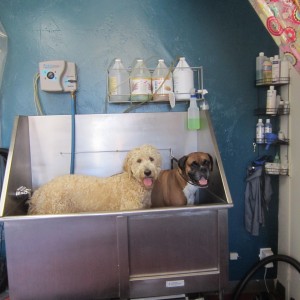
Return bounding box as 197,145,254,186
278,65,300,298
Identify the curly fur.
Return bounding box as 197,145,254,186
27,144,162,214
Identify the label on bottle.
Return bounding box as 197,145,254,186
108,77,118,95
131,77,151,95
256,125,264,144
263,61,272,83
152,77,173,94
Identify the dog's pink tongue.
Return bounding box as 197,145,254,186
143,178,153,187
199,178,208,186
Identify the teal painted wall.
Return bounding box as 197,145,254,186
0,0,279,281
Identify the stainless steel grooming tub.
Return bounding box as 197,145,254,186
0,111,233,300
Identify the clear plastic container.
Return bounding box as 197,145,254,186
256,52,266,82
256,118,264,144
130,59,152,101
152,59,173,101
108,58,130,102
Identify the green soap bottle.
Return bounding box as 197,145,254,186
188,93,200,130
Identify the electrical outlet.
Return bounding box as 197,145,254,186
259,248,274,268
230,252,239,260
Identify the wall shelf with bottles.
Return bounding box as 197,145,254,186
254,61,290,176
255,77,289,86
106,66,204,104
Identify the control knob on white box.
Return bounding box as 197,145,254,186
39,60,77,92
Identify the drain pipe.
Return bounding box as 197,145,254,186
232,254,300,300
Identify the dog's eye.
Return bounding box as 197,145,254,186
191,161,199,167
137,159,142,163
203,159,209,166
149,157,154,162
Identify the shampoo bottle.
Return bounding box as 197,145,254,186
266,86,277,115
262,57,272,84
130,59,152,101
256,52,266,83
152,59,173,101
188,91,200,130
108,58,130,102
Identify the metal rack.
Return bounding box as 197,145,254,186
254,77,290,176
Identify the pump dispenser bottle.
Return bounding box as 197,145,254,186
188,89,200,130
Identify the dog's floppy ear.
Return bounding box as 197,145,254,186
178,155,188,171
208,153,213,171
123,152,132,174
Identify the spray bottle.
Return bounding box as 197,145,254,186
188,89,200,130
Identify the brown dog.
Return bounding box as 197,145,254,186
151,152,213,207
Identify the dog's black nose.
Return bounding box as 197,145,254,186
144,169,152,177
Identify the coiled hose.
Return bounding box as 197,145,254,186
232,254,300,300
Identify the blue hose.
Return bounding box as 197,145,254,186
70,92,76,174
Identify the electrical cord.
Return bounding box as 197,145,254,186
70,90,76,174
232,254,300,300
33,73,44,115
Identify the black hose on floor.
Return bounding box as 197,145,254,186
232,254,300,300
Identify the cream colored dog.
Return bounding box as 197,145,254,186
28,144,162,214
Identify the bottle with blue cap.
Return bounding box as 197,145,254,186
188,89,200,130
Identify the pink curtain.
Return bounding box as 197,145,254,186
249,0,300,74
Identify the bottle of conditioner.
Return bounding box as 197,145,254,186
130,59,152,101
152,59,173,101
173,57,194,100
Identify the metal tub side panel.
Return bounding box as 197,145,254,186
127,209,228,298
0,116,32,217
4,215,120,300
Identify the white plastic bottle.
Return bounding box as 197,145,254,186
262,57,272,83
280,55,289,83
266,86,277,115
130,59,152,101
272,55,280,83
264,119,272,143
152,59,173,101
256,118,264,144
277,97,284,114
188,91,200,130
256,52,266,83
108,58,130,102
283,100,290,115
280,155,289,175
173,57,194,100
